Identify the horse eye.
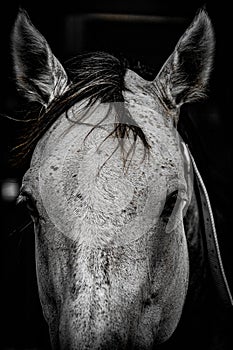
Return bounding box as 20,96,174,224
161,190,178,223
18,192,38,217
26,198,38,216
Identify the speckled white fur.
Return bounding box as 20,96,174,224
14,9,215,350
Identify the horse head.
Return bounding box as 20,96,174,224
12,8,214,349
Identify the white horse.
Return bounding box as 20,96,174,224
12,9,215,349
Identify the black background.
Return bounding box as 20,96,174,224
1,1,232,349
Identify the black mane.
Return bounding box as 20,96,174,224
13,51,150,166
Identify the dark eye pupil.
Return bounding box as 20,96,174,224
24,195,38,217
26,199,35,212
161,190,178,223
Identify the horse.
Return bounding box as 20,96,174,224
11,7,230,350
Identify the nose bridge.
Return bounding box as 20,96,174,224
59,303,129,350
58,245,139,349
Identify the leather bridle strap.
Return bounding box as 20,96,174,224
188,147,233,308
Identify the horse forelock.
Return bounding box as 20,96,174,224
13,51,150,167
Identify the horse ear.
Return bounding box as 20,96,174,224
154,9,215,108
12,8,68,106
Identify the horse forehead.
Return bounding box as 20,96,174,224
28,107,183,225
31,97,175,168
32,103,170,177
29,94,182,194
25,99,186,243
